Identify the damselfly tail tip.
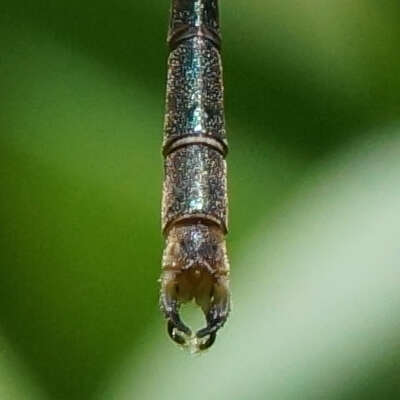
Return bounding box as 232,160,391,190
161,272,229,352
160,223,230,352
166,320,216,354
164,311,224,353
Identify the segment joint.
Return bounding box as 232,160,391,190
168,25,221,51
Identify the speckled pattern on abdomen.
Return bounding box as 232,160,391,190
163,37,226,150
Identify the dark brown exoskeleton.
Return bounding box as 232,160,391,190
160,0,230,351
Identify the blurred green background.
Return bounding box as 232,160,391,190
0,1,399,399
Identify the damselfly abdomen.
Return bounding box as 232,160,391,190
160,0,230,351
